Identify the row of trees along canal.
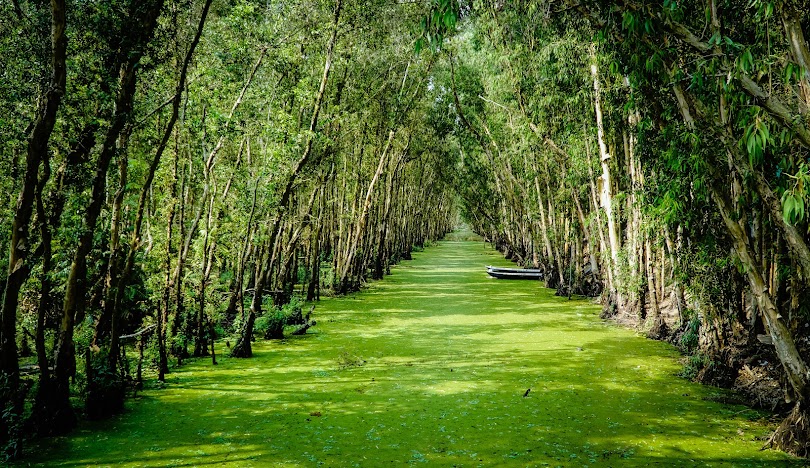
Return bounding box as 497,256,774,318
4,0,810,461
437,0,810,457
0,0,455,459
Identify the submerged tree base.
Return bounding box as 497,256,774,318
29,379,76,438
767,402,810,457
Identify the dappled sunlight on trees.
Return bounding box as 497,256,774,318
2,0,810,461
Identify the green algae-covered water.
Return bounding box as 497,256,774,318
22,235,802,467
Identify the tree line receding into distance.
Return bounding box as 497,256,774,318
2,0,810,461
0,0,454,458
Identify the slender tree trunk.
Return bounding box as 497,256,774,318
194,192,216,357
572,186,600,286
158,147,179,380
30,126,95,433
231,0,342,357
337,130,394,292
710,182,809,400
95,135,129,349
307,183,327,301
671,74,810,426
644,236,665,337
1,5,67,454
780,6,810,109
52,0,164,431
172,156,191,361
225,171,259,323
663,225,685,322
590,45,622,309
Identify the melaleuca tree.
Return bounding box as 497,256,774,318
0,0,478,461
438,0,810,455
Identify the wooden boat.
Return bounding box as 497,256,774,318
485,265,543,280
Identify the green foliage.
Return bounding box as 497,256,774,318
782,191,806,225
680,312,701,353
742,112,772,167
782,163,810,226
281,296,305,324
415,0,458,53
255,308,286,340
679,353,711,380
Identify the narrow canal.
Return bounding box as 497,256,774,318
26,233,799,467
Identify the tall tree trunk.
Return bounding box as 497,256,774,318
159,146,180,381
336,130,394,292
1,4,66,454
95,134,130,350
671,77,810,447
307,182,327,301
230,0,343,358
171,156,191,361
663,225,686,322
780,5,810,109
120,0,213,380
30,125,95,434
710,182,809,400
590,45,622,309
644,236,665,338
51,0,164,432
194,191,216,357
225,170,259,323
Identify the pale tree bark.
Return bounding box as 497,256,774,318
564,0,810,146
710,182,810,400
171,46,264,296
779,5,810,110
673,75,810,280
373,152,405,280
671,77,810,407
307,184,326,301
583,126,611,287
572,184,600,285
336,130,395,292
623,127,642,314
193,189,216,358
159,142,180,380
224,160,260,326
231,0,343,358
644,235,665,337
663,225,686,322
590,45,622,305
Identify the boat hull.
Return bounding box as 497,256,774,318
485,266,543,280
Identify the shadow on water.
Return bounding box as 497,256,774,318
20,239,804,467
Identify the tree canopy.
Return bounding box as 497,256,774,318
2,0,810,460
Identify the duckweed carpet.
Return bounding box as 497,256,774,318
23,236,801,467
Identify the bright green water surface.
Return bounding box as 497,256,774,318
23,234,802,466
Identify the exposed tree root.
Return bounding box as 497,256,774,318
646,315,669,340
764,401,810,457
